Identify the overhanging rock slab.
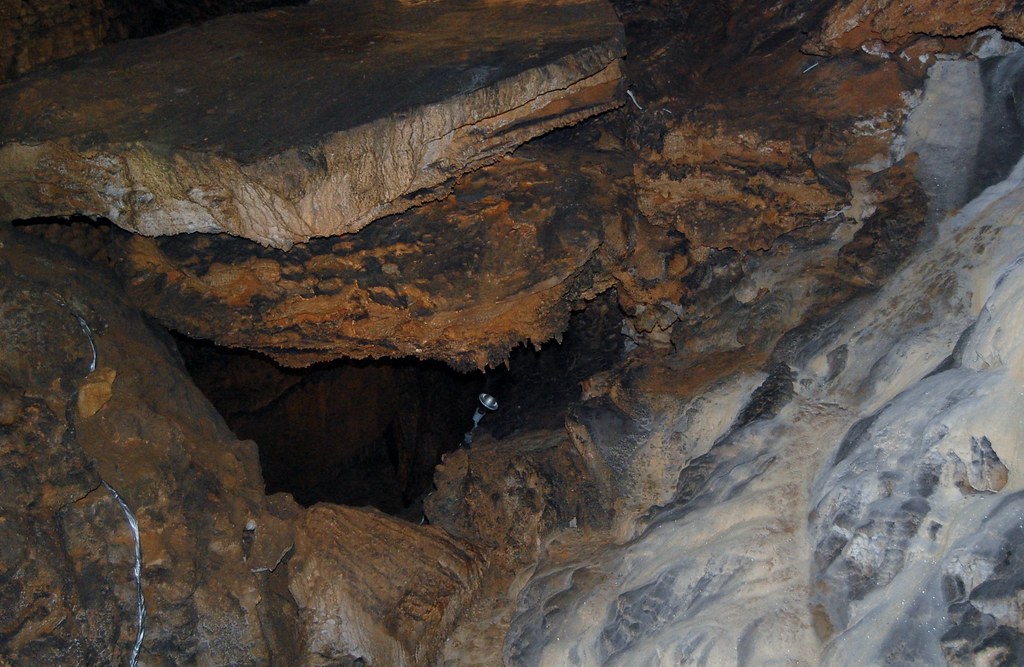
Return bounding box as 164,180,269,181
109,133,635,370
0,0,625,248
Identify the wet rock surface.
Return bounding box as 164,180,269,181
506,155,1024,667
0,0,625,247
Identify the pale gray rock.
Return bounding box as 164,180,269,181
902,45,1024,223
503,67,1024,667
901,58,984,222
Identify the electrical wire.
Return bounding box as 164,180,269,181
102,481,146,667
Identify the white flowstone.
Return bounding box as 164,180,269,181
503,66,1024,667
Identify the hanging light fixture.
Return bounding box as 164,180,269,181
463,393,499,445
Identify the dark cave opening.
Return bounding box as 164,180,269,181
174,338,486,518
173,290,626,518
10,213,627,519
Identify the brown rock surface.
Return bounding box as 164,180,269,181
0,1,303,83
635,120,848,253
288,503,483,667
426,430,606,568
0,225,302,665
806,0,1024,54
0,0,113,81
111,132,635,369
75,366,116,418
424,429,608,666
607,0,929,350
0,0,625,247
1,224,497,665
6,1,1024,666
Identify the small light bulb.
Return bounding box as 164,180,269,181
478,393,498,411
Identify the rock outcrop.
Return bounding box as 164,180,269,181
496,3,1024,664
426,430,605,570
179,340,483,511
806,0,1024,54
0,225,295,665
5,0,1024,666
0,225,487,666
289,504,482,667
110,131,634,369
0,0,625,248
505,85,1024,667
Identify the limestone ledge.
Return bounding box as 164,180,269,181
0,0,625,248
110,133,635,370
806,0,1024,54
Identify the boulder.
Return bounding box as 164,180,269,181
288,504,483,667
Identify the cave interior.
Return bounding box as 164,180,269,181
2,1,1024,666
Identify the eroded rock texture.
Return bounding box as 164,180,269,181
111,132,634,369
0,226,488,666
6,0,1024,666
0,0,625,247
0,225,296,665
495,3,1024,665
807,0,1024,54
427,430,605,570
593,0,940,352
289,504,482,667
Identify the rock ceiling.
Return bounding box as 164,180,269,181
0,0,631,369
0,0,624,247
2,4,1019,369
109,133,634,369
3,0,1024,666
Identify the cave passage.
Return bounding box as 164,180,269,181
175,337,486,518
174,291,625,518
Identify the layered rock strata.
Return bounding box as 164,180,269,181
0,226,485,666
0,0,625,247
806,0,1024,54
504,85,1024,667
288,504,482,667
424,429,608,666
110,133,634,369
494,4,1024,663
